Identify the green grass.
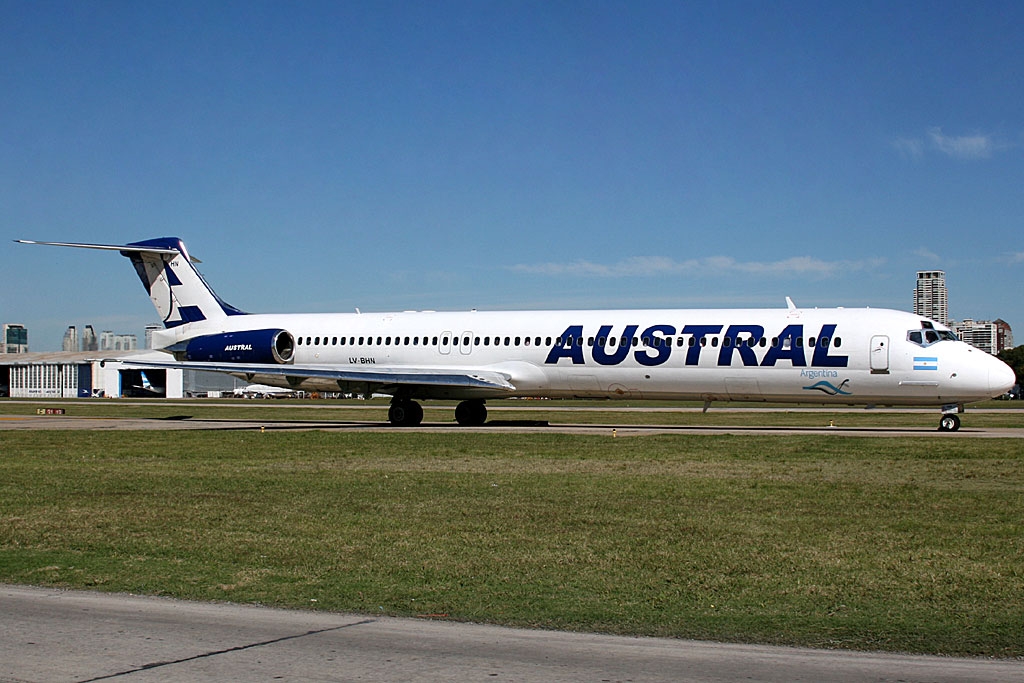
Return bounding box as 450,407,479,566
1,429,1023,657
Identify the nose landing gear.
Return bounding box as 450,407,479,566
938,405,962,432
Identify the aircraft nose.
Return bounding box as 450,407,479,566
990,358,1017,397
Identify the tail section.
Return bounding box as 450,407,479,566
121,238,246,327
15,237,246,328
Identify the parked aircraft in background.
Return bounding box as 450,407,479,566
233,383,300,399
122,369,166,397
18,237,1015,430
133,370,165,396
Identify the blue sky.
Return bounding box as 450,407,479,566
2,1,1022,351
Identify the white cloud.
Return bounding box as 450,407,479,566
508,255,884,279
894,127,1012,161
927,127,994,159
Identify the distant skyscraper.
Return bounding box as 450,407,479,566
955,319,1014,356
2,323,28,354
914,271,948,325
62,326,79,353
81,325,98,352
145,323,162,349
98,330,140,352
114,334,138,351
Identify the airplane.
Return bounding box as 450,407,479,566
17,237,1016,431
233,383,300,399
130,369,166,396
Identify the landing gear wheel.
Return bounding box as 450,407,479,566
389,399,423,427
938,414,961,432
455,400,487,426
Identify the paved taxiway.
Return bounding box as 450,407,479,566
3,411,1023,437
3,585,1021,683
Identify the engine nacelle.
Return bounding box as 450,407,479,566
181,329,295,365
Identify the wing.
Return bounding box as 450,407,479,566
116,358,516,395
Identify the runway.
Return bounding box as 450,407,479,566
2,411,1023,437
2,585,1020,683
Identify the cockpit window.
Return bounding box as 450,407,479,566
908,324,959,347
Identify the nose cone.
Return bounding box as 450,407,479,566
990,357,1017,397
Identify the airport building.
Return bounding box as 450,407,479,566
0,350,241,399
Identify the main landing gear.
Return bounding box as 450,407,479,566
387,398,488,427
454,399,487,426
388,399,423,427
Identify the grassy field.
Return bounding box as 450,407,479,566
2,418,1023,657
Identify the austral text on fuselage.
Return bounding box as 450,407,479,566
544,323,849,368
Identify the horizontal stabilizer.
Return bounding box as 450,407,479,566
15,239,185,257
17,237,241,326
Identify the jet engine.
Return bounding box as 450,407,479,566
179,329,295,364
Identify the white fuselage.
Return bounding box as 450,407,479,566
157,306,1014,406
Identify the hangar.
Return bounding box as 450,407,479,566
0,351,237,399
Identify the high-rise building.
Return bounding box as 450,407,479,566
100,330,116,351
62,326,79,352
913,271,949,325
995,319,1014,353
955,319,1014,356
81,325,98,352
144,323,162,349
113,334,138,351
2,323,28,354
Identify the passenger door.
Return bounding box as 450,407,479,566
870,335,889,374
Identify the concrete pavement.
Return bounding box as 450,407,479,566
2,585,1021,682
